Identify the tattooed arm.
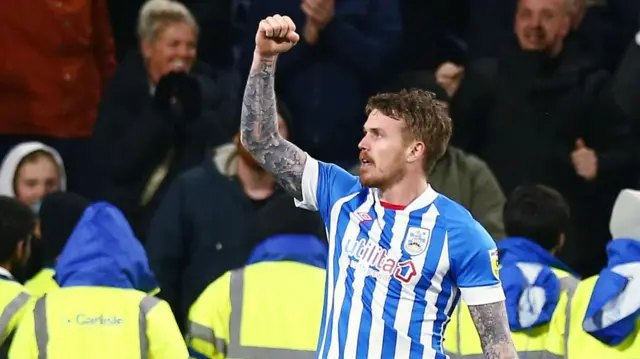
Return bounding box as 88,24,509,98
468,301,519,359
240,56,307,200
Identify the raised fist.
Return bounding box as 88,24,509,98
255,15,300,58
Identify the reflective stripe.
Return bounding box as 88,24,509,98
34,294,161,359
0,291,30,345
35,296,48,359
444,351,549,359
558,275,578,359
187,321,228,354
139,295,161,359
228,269,316,359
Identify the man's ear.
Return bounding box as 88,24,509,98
554,233,566,254
15,240,24,261
141,40,153,60
406,141,426,164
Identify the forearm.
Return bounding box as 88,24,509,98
468,301,518,359
240,54,306,199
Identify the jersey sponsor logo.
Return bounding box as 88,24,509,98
489,249,500,280
403,226,431,256
344,237,417,283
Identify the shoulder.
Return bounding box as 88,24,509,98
433,195,494,247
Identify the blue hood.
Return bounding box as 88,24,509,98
583,239,640,345
247,234,328,269
54,202,158,293
498,237,576,331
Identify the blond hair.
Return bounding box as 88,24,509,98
137,0,198,42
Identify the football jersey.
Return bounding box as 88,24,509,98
294,156,505,359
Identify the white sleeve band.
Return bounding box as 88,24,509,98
294,154,319,211
460,283,506,306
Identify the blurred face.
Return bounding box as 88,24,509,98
358,110,411,188
143,22,197,84
236,113,289,171
15,155,60,208
515,0,571,54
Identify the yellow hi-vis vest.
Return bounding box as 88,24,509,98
24,268,58,299
444,268,578,359
8,286,188,359
0,279,31,350
187,261,326,359
545,275,640,359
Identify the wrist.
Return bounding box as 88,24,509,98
251,52,278,73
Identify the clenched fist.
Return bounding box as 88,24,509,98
255,15,300,58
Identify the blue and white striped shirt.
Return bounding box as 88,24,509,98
295,156,505,359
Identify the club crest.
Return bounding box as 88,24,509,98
403,226,431,256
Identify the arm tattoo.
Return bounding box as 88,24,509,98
240,60,306,200
468,301,519,359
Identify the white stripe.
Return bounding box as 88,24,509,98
366,200,412,358
342,193,378,358
420,230,450,359
317,192,359,359
393,205,440,359
326,196,376,358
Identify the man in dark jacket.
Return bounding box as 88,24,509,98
437,0,636,276
145,100,293,331
239,0,402,166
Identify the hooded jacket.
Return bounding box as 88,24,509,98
0,142,66,198
8,202,188,359
581,189,640,346
54,202,157,292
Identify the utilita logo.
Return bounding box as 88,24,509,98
344,237,416,283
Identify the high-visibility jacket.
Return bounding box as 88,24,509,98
187,261,326,359
0,278,31,354
545,276,640,359
444,268,578,358
24,268,58,298
8,287,188,359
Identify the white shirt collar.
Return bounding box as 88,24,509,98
0,266,13,279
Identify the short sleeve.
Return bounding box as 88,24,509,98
449,221,505,306
294,155,360,219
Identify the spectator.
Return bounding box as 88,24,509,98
91,0,237,241
350,73,506,239
438,0,636,276
0,0,116,195
24,192,91,298
146,99,292,331
0,142,67,283
186,195,326,358
0,142,66,213
0,197,37,357
9,202,187,358
546,189,640,358
445,184,578,357
239,0,402,165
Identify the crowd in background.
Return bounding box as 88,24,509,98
1,0,640,357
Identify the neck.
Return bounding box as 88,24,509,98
237,158,276,200
379,172,428,207
0,262,12,276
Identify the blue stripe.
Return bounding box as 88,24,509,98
319,195,361,358
408,208,447,359
355,204,388,358
431,273,454,355
379,208,401,358
337,197,374,358
188,347,209,359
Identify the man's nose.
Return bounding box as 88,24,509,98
358,137,368,151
